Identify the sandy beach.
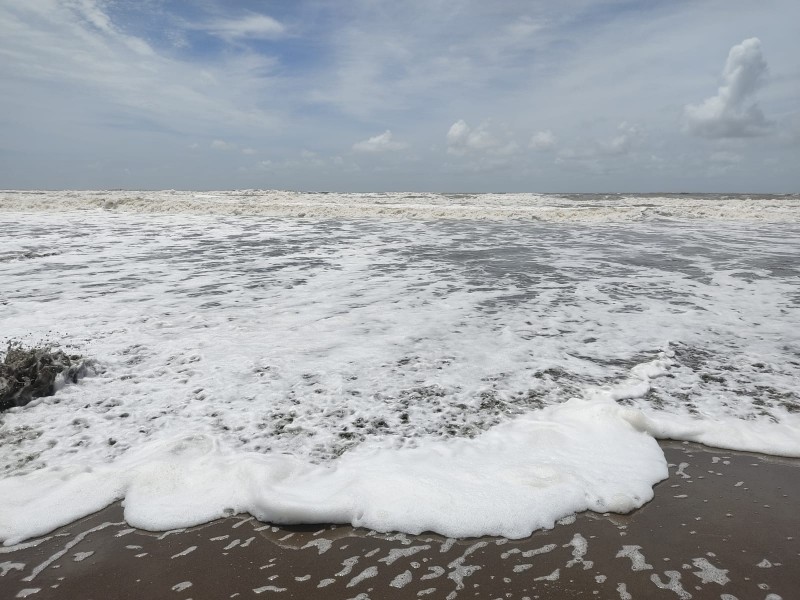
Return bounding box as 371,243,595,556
1,441,796,600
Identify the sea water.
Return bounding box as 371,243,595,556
0,191,798,545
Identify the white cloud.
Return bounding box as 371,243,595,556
352,130,406,153
446,120,499,155
444,120,523,174
241,147,257,155
685,38,772,138
446,120,469,147
204,13,286,42
69,0,154,56
602,122,640,155
530,130,557,151
505,16,545,41
211,139,236,150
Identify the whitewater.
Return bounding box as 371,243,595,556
0,190,798,546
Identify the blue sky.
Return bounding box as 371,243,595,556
1,0,798,191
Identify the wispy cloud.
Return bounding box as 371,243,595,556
0,0,280,139
602,122,641,155
530,130,557,151
211,140,236,150
352,130,407,153
200,13,286,42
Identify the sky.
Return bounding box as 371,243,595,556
1,0,798,192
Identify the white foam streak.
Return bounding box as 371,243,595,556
592,356,800,458
640,412,800,458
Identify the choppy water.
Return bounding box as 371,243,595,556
2,189,799,221
0,192,798,544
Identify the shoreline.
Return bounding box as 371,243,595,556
1,441,797,599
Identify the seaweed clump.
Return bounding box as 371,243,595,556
0,343,87,412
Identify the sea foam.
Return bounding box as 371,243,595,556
0,194,798,544
0,398,667,546
1,189,798,222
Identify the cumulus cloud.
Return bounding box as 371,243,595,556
685,38,772,138
352,130,406,152
530,130,557,151
204,13,286,42
444,119,522,173
446,120,500,155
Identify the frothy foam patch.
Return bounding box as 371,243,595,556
0,399,667,545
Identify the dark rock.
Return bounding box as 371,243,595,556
0,343,87,412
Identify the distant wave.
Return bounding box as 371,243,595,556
1,190,798,222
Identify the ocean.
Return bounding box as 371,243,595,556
1,190,798,545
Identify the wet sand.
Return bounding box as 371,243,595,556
1,441,797,600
